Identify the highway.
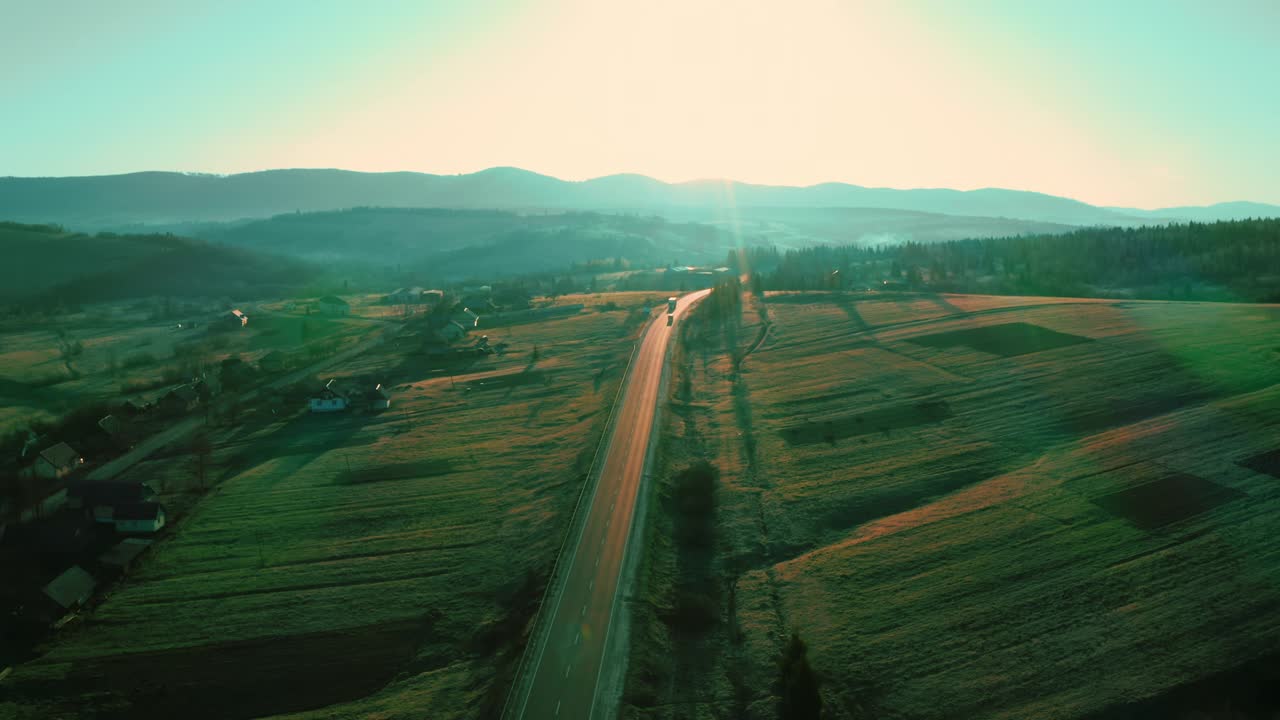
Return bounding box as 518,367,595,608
510,289,711,719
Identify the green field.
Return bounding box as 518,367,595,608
1,301,648,719
624,291,1280,719
0,300,381,436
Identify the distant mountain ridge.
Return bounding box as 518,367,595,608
4,167,1273,229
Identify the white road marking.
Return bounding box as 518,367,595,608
595,556,600,567
565,664,572,678
575,631,582,645
555,700,561,716
589,579,595,590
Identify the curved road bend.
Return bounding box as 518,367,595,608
512,289,711,719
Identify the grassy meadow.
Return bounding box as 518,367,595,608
1,300,647,719
0,299,385,437
624,291,1280,719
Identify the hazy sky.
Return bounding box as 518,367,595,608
3,0,1277,207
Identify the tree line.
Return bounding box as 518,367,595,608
729,219,1280,302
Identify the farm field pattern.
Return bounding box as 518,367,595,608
2,301,654,720
626,291,1280,720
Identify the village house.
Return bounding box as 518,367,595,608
158,384,200,415
348,383,391,411
318,295,350,316
34,442,83,481
222,308,249,328
309,379,349,412
113,502,166,534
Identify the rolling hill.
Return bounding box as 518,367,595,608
0,222,317,306
6,167,1258,229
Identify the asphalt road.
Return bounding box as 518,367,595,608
512,289,711,720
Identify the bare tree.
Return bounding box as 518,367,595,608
55,329,83,376
191,432,212,490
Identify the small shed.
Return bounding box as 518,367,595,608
43,565,96,611
98,414,126,437
224,309,249,328
114,502,166,535
34,442,83,480
98,538,152,570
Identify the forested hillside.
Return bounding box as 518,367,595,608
0,222,317,308
192,207,740,278
740,219,1280,302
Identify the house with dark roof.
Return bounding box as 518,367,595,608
158,384,200,415
309,379,349,413
348,383,392,411
318,295,350,316
114,502,166,534
34,442,82,480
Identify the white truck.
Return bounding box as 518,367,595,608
667,297,678,314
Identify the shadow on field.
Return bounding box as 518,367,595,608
334,458,455,485
216,413,370,484
468,568,551,719
16,617,439,720
1090,473,1245,530
781,400,952,445
907,321,1091,357
659,462,721,706
820,465,997,532
1239,448,1280,479
1087,649,1280,720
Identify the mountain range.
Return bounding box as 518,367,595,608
3,168,1276,229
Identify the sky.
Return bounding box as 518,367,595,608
2,0,1277,208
